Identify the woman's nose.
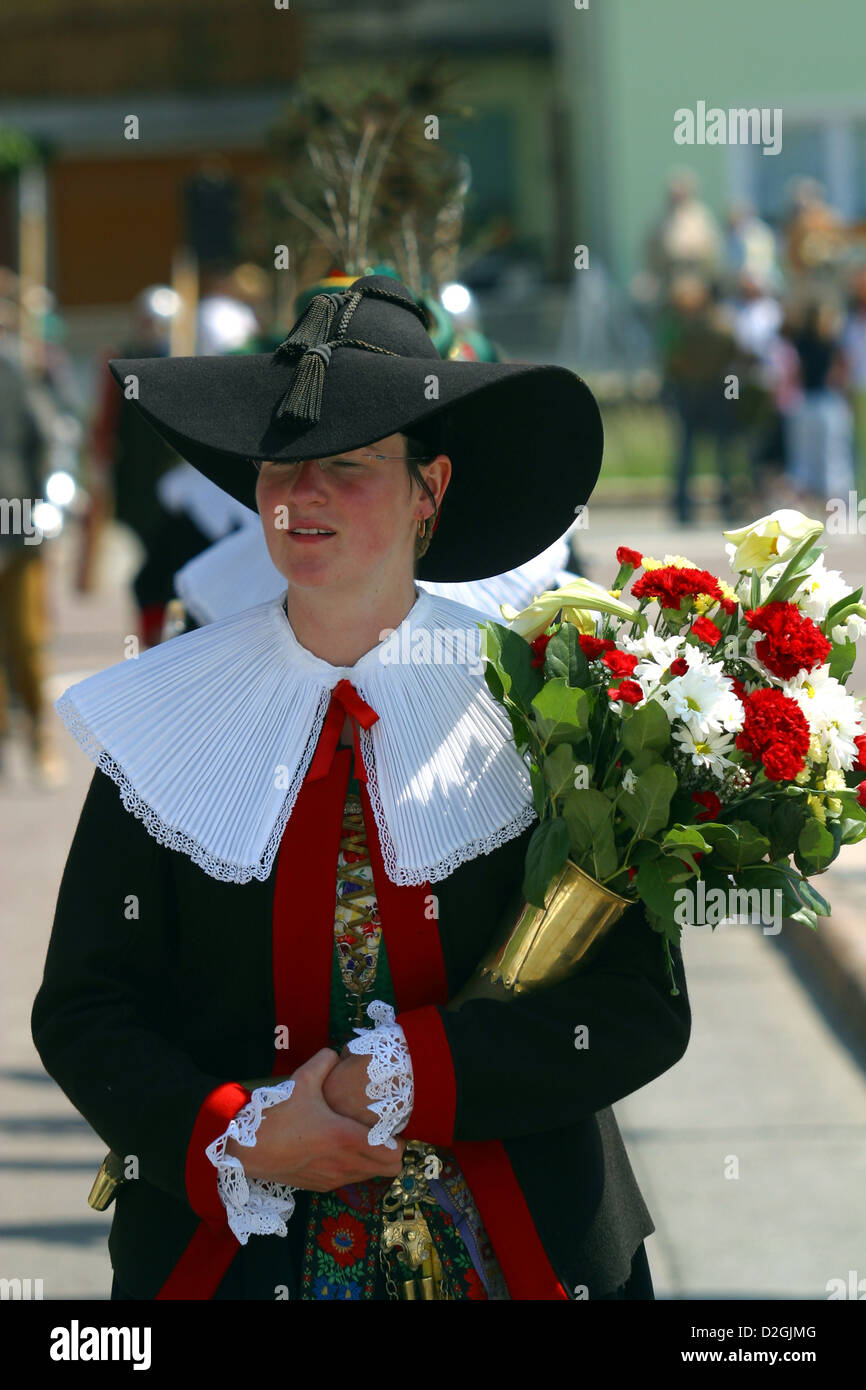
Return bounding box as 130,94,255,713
288,459,328,494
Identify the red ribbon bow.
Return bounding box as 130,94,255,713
307,679,380,784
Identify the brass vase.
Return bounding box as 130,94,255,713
383,859,632,1298
446,858,633,1009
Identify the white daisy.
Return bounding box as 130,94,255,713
791,555,853,624
661,664,745,736
672,724,738,777
619,626,685,686
782,666,865,771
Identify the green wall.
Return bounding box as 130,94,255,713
556,0,866,284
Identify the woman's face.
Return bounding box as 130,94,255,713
254,432,450,592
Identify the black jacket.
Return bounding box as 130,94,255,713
32,757,690,1300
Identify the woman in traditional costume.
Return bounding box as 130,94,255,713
32,275,690,1300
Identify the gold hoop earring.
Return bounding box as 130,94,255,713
417,517,426,536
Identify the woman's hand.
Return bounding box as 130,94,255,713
321,1049,378,1127
224,1048,402,1191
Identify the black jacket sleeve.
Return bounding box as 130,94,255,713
31,768,246,1212
399,847,691,1147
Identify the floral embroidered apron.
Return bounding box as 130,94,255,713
300,765,508,1301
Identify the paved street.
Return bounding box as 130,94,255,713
1,506,864,1300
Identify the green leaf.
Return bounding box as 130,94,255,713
635,856,689,921
661,824,711,876
764,541,823,605
712,819,770,870
825,586,862,626
642,901,682,951
662,825,712,854
788,904,819,931
506,702,533,754
795,818,837,873
629,748,662,775
482,658,504,705
620,700,671,756
828,640,856,684
531,678,589,746
768,798,808,859
529,761,546,819
482,622,542,711
562,787,613,852
543,743,579,802
839,804,866,845
698,821,738,852
575,821,619,882
736,864,803,918
630,839,663,865
544,623,591,688
619,764,677,837
795,877,832,917
522,817,571,909
735,797,773,837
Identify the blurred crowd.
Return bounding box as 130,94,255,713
640,170,866,523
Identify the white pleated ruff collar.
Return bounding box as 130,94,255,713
55,587,537,886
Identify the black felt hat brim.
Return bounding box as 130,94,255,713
108,348,602,583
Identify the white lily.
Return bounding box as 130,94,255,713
723,509,824,574
499,576,641,641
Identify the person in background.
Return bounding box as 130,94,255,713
726,270,784,503
658,274,747,525
0,296,61,786
785,299,854,507
841,267,866,494
725,201,779,289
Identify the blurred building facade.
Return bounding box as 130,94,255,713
556,0,866,286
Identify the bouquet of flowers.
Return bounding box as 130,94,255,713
477,509,866,994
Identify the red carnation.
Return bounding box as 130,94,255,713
692,789,721,822
762,744,807,782
529,633,552,669
744,601,832,681
669,657,689,676
730,677,749,703
691,615,722,647
735,687,810,781
608,679,644,705
602,649,639,678
631,565,723,610
719,596,738,615
858,781,866,809
854,733,866,771
616,546,643,569
579,634,616,660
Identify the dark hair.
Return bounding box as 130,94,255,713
401,411,452,565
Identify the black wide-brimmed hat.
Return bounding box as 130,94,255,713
108,273,603,582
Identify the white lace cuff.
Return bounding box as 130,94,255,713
205,1079,297,1246
345,1000,414,1150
